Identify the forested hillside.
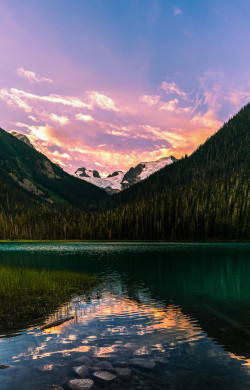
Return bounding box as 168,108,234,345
0,128,107,210
0,105,249,240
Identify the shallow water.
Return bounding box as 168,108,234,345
0,242,250,390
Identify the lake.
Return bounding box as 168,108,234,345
0,242,250,390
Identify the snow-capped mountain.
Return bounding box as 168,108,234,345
75,168,125,194
75,156,177,194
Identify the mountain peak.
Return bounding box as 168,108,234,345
11,131,35,149
107,171,124,178
75,167,101,178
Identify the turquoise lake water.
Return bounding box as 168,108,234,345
0,242,250,390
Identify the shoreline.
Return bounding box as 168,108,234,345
0,240,249,243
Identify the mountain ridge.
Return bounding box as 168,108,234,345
75,155,177,194
0,128,108,210
11,131,177,194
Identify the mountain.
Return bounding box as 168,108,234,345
11,131,35,148
75,156,177,194
0,104,249,240
0,128,107,212
104,104,250,240
75,168,124,194
121,156,177,189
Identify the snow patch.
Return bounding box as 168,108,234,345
138,156,174,181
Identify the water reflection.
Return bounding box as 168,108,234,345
0,243,250,390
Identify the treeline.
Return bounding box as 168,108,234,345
0,170,248,240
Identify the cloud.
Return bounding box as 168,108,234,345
172,7,183,16
198,70,250,118
227,90,250,106
17,68,53,84
190,110,222,130
160,81,186,98
51,151,70,159
0,88,32,112
28,115,38,122
87,91,120,111
50,114,69,125
23,124,57,143
76,114,94,122
159,99,179,112
87,91,132,113
140,95,160,106
0,88,92,112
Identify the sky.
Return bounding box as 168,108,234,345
0,0,250,175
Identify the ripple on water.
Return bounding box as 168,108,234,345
1,243,250,390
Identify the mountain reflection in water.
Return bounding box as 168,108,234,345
0,242,249,390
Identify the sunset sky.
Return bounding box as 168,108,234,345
0,0,250,175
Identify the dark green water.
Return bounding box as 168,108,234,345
0,242,250,390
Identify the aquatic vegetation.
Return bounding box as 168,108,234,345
0,266,96,335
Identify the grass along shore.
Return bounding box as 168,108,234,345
0,266,96,336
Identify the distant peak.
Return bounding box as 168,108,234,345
75,167,101,178
107,170,124,178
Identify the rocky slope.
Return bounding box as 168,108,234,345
11,131,35,148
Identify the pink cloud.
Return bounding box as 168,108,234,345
87,91,133,113
0,88,32,112
76,114,94,122
0,88,92,112
140,95,160,106
49,114,69,125
17,68,53,84
159,99,179,112
160,81,187,98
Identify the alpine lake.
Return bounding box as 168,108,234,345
0,242,250,390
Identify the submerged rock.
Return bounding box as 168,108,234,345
0,365,10,369
156,357,170,364
114,367,131,381
129,358,155,370
47,386,64,390
73,365,91,378
93,370,116,383
68,379,94,390
113,361,129,368
94,360,114,372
